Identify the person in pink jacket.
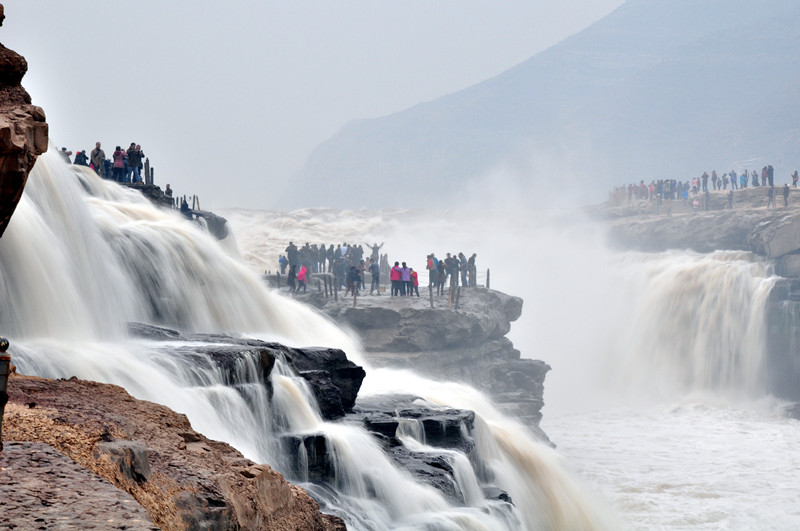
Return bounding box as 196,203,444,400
390,261,402,296
297,265,307,293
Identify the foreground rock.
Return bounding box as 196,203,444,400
0,5,49,237
0,441,158,530
4,373,345,531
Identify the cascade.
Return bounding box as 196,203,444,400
2,147,613,530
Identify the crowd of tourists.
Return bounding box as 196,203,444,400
609,165,799,210
60,141,190,214
61,142,149,184
279,242,478,298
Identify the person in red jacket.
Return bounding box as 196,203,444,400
409,268,420,297
390,261,402,296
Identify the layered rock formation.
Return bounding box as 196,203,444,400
3,373,345,531
315,287,550,432
0,5,49,237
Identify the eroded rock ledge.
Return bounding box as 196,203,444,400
305,287,550,432
4,373,345,531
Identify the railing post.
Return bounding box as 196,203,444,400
454,286,461,311
486,268,490,289
429,285,434,309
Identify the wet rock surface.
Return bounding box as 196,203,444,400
0,441,158,530
309,288,550,429
126,323,366,420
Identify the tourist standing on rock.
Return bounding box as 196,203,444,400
369,258,381,295
702,172,709,192
90,142,105,176
73,150,89,166
279,255,288,274
297,264,308,293
783,184,790,207
436,260,447,296
767,186,776,208
768,165,774,187
409,268,420,297
125,142,142,184
793,170,799,188
60,147,72,163
427,254,437,288
730,170,738,190
285,242,299,268
458,252,468,287
126,143,143,184
400,262,411,296
345,265,358,296
287,264,297,292
468,253,477,287
390,261,402,296
761,166,768,187
751,170,759,187
357,259,366,291
711,171,718,191
318,243,327,273
112,146,125,182
367,242,384,262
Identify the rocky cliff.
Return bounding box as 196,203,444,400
0,5,48,238
305,287,550,434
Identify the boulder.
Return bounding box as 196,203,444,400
279,346,366,420
749,212,800,258
94,440,152,484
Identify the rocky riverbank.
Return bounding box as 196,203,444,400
3,371,345,531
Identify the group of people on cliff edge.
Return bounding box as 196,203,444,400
62,141,147,184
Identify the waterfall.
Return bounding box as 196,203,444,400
606,250,776,399
2,147,614,530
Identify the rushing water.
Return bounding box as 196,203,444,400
223,202,799,530
2,147,614,530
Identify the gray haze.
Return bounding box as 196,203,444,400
3,0,622,209
300,0,800,209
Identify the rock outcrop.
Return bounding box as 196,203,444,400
4,373,345,531
313,287,550,430
599,187,794,255
0,5,49,237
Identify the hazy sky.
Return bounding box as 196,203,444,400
4,1,623,209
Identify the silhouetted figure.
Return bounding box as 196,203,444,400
73,150,89,166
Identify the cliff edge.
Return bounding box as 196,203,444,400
0,5,49,238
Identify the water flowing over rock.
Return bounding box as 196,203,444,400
0,5,49,237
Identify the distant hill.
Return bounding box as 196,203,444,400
295,0,800,208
